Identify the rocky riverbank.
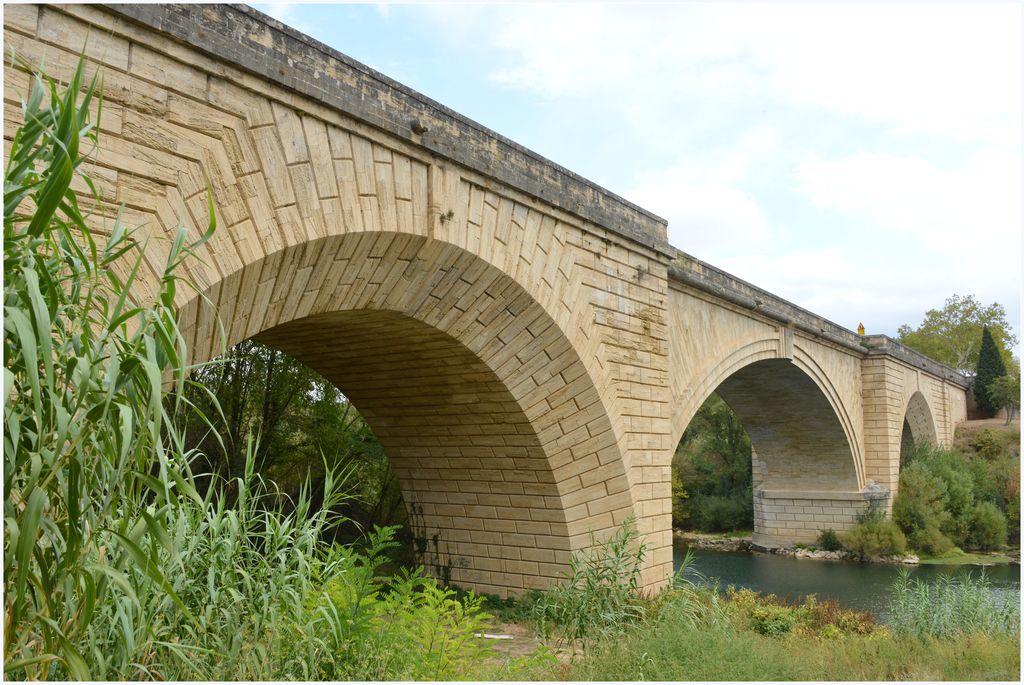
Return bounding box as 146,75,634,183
674,530,920,564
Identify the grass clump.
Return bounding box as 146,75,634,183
530,518,647,650
305,527,497,680
888,568,1020,639
816,528,843,551
541,574,1019,681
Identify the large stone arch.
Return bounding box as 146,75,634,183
900,390,938,460
174,231,633,597
712,358,860,494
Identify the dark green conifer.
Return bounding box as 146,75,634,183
974,326,1007,415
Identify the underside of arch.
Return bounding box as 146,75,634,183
901,391,938,460
714,359,859,492
178,231,632,596
673,352,867,548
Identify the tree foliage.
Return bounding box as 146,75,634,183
987,371,1020,425
896,294,1017,374
178,339,405,537
975,326,1008,415
674,394,753,531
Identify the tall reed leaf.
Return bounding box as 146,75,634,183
4,54,212,679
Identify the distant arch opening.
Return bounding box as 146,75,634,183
900,391,938,464
673,358,859,547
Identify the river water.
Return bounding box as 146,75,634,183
673,542,1020,621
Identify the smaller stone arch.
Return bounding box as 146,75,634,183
672,353,866,548
900,391,938,460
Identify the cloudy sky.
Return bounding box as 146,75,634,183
254,1,1021,346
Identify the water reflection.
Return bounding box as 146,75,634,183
674,542,1020,621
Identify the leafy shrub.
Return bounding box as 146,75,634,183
671,469,689,527
750,604,795,637
840,512,907,559
531,518,647,649
816,528,842,552
889,569,1020,638
895,442,1015,552
969,428,1018,460
674,394,753,531
688,492,753,532
908,524,954,556
893,462,950,537
932,457,975,545
968,502,1008,551
313,529,496,680
725,588,879,640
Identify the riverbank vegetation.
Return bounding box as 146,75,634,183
504,524,1019,681
673,383,1019,562
672,394,753,532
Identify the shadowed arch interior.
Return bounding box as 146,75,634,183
900,391,938,460
712,358,859,492
257,310,567,587
176,231,633,597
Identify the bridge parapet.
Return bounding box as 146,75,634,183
669,248,869,353
669,248,969,388
860,335,968,388
102,3,670,256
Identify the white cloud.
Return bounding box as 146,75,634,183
633,176,773,256
624,124,787,258
795,148,1022,260
259,2,295,25
711,249,999,337
445,3,1020,146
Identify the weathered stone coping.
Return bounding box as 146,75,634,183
101,3,671,256
860,335,969,388
669,249,969,387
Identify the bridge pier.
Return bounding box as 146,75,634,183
752,487,890,549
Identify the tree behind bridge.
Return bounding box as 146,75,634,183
975,326,1008,416
896,294,1016,375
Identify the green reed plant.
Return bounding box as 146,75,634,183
3,55,215,679
888,568,1020,639
149,441,353,680
4,57,510,681
530,518,647,651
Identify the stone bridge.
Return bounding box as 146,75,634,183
3,4,968,596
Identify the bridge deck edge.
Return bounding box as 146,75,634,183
98,2,673,257
668,249,969,388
